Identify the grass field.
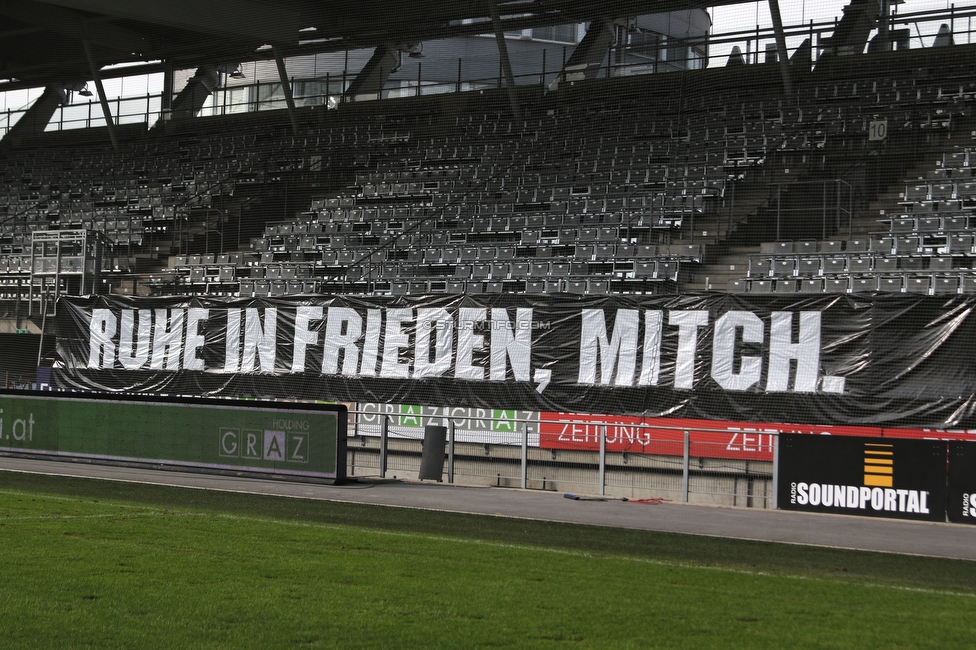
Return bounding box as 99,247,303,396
1,471,975,648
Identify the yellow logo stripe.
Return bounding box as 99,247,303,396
864,465,893,475
864,474,893,487
864,443,895,488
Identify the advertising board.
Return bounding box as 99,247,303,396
777,434,946,521
357,403,538,446
947,441,976,524
0,390,346,481
537,413,870,461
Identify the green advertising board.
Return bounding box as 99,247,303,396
0,391,346,481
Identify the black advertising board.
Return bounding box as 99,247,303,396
52,293,976,429
947,441,976,524
778,434,946,522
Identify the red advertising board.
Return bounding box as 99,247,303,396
539,413,976,461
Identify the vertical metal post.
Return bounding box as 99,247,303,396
756,25,761,65
836,181,842,239
162,62,174,118
728,181,735,235
848,183,853,240
879,0,891,51
416,62,422,97
379,415,389,478
520,423,528,489
776,185,782,240
14,277,21,330
36,284,47,367
599,424,607,496
447,420,455,483
771,433,780,509
682,429,690,502
810,20,815,63
490,0,521,120
822,182,827,240
457,58,462,93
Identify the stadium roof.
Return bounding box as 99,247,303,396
0,0,743,90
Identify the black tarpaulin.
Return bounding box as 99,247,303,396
53,293,976,429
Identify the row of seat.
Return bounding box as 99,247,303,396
749,254,970,278
882,214,972,233
760,233,976,256
172,258,684,283
188,277,672,298
903,181,976,202
280,210,636,231
730,274,976,295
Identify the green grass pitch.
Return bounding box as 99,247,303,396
0,470,975,649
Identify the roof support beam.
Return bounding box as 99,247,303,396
344,44,399,99
170,66,220,120
273,46,299,135
82,39,120,153
549,19,614,90
489,0,521,121
816,0,880,65
767,0,792,95
1,87,65,143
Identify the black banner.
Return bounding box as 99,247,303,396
947,441,976,524
778,434,946,521
53,293,976,429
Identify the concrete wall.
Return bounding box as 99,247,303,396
346,435,774,508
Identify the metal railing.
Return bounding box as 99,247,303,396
345,408,778,508
770,179,856,242
1,7,972,137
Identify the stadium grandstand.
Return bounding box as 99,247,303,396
1,0,970,314
3,0,976,506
